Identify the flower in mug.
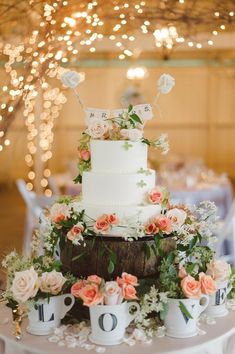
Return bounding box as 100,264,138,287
120,128,143,142
166,208,187,227
107,213,119,225
86,118,110,139
157,74,175,94
71,280,87,298
199,272,217,295
104,281,121,305
206,259,231,282
61,71,81,89
122,284,138,300
144,222,159,235
78,283,104,306
117,272,139,287
178,266,188,279
39,270,66,295
11,267,39,303
154,215,172,235
79,149,90,162
49,203,71,223
94,214,110,234
67,223,84,242
87,275,102,285
181,275,201,299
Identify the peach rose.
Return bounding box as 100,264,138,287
181,275,201,299
144,222,159,235
87,118,110,139
104,281,121,305
148,188,163,204
94,214,110,234
206,259,231,282
79,149,90,161
107,213,119,225
154,215,172,234
79,283,104,306
122,284,138,300
87,275,102,285
117,272,138,287
199,272,217,295
71,280,87,298
11,267,39,303
178,266,188,279
39,270,66,295
67,222,84,242
49,203,70,223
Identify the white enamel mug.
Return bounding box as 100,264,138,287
27,294,75,335
89,301,140,345
205,280,232,317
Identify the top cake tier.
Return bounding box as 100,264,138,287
90,140,147,173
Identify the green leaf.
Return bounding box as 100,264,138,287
179,301,193,320
73,174,82,184
188,236,198,250
166,251,174,264
108,260,115,274
98,246,105,258
144,242,151,260
110,251,117,264
128,104,133,113
130,113,143,124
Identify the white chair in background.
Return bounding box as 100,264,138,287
215,200,235,266
16,179,56,255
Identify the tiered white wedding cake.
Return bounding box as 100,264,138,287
80,139,161,236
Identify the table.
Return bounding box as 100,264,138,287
1,304,235,354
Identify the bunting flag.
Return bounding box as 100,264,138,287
85,103,153,123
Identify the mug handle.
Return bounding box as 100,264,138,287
226,284,232,296
60,294,75,319
198,294,209,315
126,301,140,326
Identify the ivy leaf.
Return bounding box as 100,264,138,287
108,259,115,274
179,301,193,320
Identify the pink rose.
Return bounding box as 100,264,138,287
94,214,110,234
11,267,39,303
178,266,188,279
117,272,138,287
107,213,119,225
199,272,217,295
154,215,172,234
144,222,159,235
71,280,87,298
122,284,138,300
78,283,104,306
39,270,66,295
87,275,102,285
87,118,110,139
181,275,201,299
79,149,90,161
148,188,162,204
206,259,231,282
67,222,84,241
104,281,121,305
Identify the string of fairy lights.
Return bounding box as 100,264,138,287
0,0,234,194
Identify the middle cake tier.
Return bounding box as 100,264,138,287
82,169,156,206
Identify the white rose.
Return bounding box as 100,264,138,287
158,74,175,94
49,203,71,223
120,128,143,142
11,267,39,303
206,259,231,282
104,281,121,305
86,118,110,139
39,270,66,295
166,208,187,227
61,71,81,89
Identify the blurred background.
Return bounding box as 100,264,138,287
0,0,235,258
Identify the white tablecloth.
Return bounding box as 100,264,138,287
1,304,235,354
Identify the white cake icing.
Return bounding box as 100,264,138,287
90,140,147,173
82,169,155,206
80,139,159,236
